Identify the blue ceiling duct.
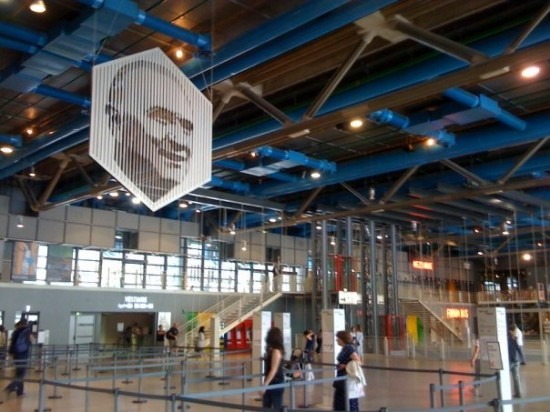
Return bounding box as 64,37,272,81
183,0,355,79
254,146,337,173
0,2,135,93
212,21,549,151
253,111,550,197
190,0,398,90
0,134,22,148
0,21,47,46
78,0,211,51
206,176,250,194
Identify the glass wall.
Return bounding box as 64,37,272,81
11,239,303,294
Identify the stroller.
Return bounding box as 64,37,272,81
283,348,305,381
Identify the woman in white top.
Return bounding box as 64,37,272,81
354,324,364,353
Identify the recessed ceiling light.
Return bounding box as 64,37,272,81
0,146,14,154
350,119,364,128
426,138,436,146
175,49,184,59
310,170,321,179
521,65,540,78
29,0,46,13
25,127,34,135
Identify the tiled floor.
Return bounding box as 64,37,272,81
1,352,549,411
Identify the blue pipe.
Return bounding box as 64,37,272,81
0,36,38,54
78,0,211,51
34,85,91,108
209,176,250,193
443,88,480,107
137,12,211,51
183,0,351,78
213,21,549,150
0,21,47,46
255,146,337,173
0,134,23,148
252,111,550,197
369,109,410,129
444,88,525,131
191,0,398,89
0,128,90,180
214,159,298,183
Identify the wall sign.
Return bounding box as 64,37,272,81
412,260,433,270
118,296,154,310
446,308,469,319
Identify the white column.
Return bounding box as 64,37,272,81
273,312,292,360
321,308,346,408
209,316,221,376
478,307,511,412
252,311,272,382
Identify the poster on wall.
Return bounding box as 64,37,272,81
11,241,38,281
46,245,73,282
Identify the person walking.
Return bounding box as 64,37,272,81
511,323,526,365
259,327,285,410
4,319,33,397
508,325,522,398
166,322,179,353
333,330,362,411
196,326,206,357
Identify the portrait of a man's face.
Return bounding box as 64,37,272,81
90,48,212,211
106,60,194,202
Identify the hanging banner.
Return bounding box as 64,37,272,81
46,245,73,282
11,241,38,282
90,48,212,211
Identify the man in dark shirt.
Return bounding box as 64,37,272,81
166,323,179,352
4,319,32,397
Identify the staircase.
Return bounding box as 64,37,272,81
400,299,463,344
182,281,282,347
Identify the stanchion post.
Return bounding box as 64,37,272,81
61,346,71,376
458,380,465,412
429,383,436,409
73,343,81,371
34,355,52,412
219,350,229,385
48,355,62,399
113,387,120,412
131,358,147,404
121,351,133,384
439,368,445,407
383,337,389,357
289,379,296,410
241,363,246,411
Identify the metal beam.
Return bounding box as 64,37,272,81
498,137,549,184
237,83,294,125
389,15,488,64
303,35,373,120
379,166,419,204
294,186,324,218
213,42,550,160
505,1,550,54
440,159,488,186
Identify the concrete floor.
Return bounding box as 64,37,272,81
1,352,549,411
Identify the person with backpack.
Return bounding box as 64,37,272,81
4,319,32,397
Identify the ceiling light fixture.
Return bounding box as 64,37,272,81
179,200,188,208
25,127,34,135
521,65,540,79
175,48,184,59
0,146,14,154
131,197,141,205
241,240,247,251
330,236,336,246
269,217,277,223
16,215,24,228
310,170,321,179
29,0,46,13
315,223,322,230
426,138,436,146
96,195,103,200
109,191,119,197
229,225,236,236
29,167,36,177
521,252,532,261
349,119,364,128
368,187,376,201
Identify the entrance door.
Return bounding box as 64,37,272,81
69,313,95,345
